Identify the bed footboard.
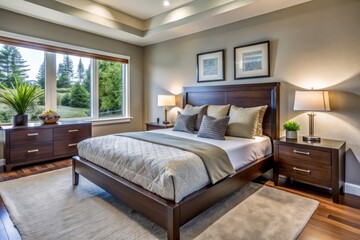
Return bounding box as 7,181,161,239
72,154,272,240
72,156,181,240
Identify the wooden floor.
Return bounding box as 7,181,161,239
0,159,359,240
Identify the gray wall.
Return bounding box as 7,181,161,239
0,9,144,137
144,0,360,185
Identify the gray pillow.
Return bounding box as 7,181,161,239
172,112,197,133
197,115,230,140
183,104,208,131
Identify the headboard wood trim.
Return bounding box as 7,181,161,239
182,82,280,139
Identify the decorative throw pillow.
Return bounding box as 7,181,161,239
207,104,230,119
183,104,208,131
254,105,268,136
172,112,197,133
197,115,230,140
226,105,260,139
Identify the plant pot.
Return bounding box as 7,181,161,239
286,130,298,139
13,114,28,126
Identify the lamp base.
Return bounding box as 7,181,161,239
302,135,321,142
163,121,170,124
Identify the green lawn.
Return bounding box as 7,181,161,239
57,105,89,118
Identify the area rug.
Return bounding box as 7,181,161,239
0,168,318,240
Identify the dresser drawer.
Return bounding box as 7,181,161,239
53,138,84,157
9,128,53,146
278,157,331,186
9,143,53,163
279,145,331,165
54,125,91,140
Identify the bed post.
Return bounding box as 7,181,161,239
167,206,180,240
72,158,79,185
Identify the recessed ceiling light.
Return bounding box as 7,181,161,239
164,0,170,7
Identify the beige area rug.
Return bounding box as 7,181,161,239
0,168,318,240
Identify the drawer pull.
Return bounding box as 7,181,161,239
68,143,78,147
27,133,39,136
293,167,311,174
27,149,39,153
68,129,79,133
293,150,310,155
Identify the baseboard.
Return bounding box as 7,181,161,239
344,182,360,196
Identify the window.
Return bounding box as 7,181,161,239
0,38,129,124
56,53,91,118
0,43,45,123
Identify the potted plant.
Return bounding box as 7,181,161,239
283,121,301,139
0,80,44,126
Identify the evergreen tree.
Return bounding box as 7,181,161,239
57,55,74,88
69,83,89,108
83,64,91,92
77,58,87,84
98,60,122,114
36,60,45,89
0,45,29,87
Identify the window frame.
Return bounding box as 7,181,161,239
0,31,131,125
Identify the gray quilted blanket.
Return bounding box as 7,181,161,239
77,133,232,203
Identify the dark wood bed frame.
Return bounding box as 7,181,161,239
72,82,280,240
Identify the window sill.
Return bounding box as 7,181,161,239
89,116,133,126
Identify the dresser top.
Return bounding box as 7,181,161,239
1,120,91,131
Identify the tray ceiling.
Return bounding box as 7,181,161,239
0,0,311,46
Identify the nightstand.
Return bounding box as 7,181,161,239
273,137,346,203
145,122,174,131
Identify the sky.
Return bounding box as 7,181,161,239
0,43,91,81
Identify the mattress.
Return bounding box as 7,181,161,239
153,128,272,170
77,130,271,203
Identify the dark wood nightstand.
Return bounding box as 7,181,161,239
273,137,346,203
145,122,174,131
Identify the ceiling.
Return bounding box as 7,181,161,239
0,0,311,46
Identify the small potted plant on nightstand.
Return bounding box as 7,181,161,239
283,121,301,139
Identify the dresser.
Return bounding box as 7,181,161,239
273,137,346,203
2,121,92,171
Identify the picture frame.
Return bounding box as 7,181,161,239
234,41,270,80
197,50,225,82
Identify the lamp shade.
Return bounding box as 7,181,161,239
294,90,330,111
157,95,175,107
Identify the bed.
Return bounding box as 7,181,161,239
72,82,280,240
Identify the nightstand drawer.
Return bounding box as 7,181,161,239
9,129,53,145
279,145,331,165
9,143,53,163
278,157,331,186
54,125,91,140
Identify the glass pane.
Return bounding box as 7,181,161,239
98,60,124,118
56,53,91,118
0,43,45,123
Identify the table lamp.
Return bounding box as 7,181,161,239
293,90,330,142
157,95,175,124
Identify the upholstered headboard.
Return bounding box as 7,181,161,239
182,82,280,139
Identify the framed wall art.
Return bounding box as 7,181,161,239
234,41,270,79
197,50,225,82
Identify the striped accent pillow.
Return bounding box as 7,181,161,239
172,112,197,133
197,115,230,140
